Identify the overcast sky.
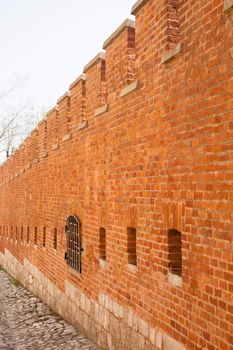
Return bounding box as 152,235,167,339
0,0,134,109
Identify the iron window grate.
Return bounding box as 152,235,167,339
65,215,82,273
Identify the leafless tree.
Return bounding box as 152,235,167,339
0,77,47,161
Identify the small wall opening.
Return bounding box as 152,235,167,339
43,227,46,247
21,226,23,241
27,227,30,243
34,227,37,245
168,229,182,276
127,227,137,266
54,228,57,249
99,227,106,260
15,226,18,241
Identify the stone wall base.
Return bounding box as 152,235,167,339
0,250,186,350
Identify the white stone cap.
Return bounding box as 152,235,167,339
37,116,47,127
103,19,135,49
131,0,150,15
29,126,38,136
84,52,105,72
46,106,58,116
69,73,86,89
57,91,71,104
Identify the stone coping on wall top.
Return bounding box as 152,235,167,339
131,0,150,15
83,52,105,73
47,106,58,116
69,73,86,89
103,19,135,49
224,0,233,12
30,127,38,136
57,91,71,104
37,116,47,127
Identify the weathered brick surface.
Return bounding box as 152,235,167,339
0,0,233,349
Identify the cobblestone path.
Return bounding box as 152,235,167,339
0,268,99,350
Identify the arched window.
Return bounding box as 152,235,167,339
65,215,82,273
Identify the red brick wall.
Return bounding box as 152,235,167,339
0,0,233,349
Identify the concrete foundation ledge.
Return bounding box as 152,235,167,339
224,0,233,12
94,104,109,117
161,43,184,64
0,249,187,350
120,80,139,98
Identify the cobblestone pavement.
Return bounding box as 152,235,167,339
0,268,100,350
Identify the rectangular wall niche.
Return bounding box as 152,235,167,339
168,229,182,276
34,227,38,245
127,227,137,266
43,227,46,247
99,227,106,260
54,228,57,249
27,227,30,243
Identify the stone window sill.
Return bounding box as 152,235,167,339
77,120,88,131
224,0,233,12
67,265,82,278
62,134,71,142
120,80,139,98
168,271,182,288
52,143,59,151
127,263,137,272
40,152,48,159
99,258,107,268
94,104,108,117
161,43,183,64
